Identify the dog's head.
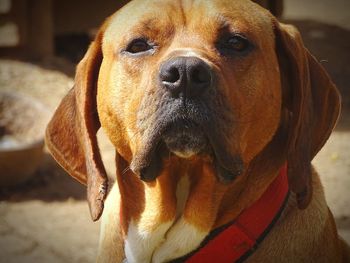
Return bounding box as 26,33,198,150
46,0,340,221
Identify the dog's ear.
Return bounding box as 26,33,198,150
46,24,108,221
274,21,341,209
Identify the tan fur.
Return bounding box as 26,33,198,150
45,0,349,262
247,169,347,262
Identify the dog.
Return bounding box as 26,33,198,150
45,0,350,262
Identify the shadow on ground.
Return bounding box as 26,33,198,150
0,154,86,202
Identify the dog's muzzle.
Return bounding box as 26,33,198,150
159,56,213,157
130,56,244,184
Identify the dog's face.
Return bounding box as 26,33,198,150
46,0,340,221
98,0,281,182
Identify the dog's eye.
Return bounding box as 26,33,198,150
126,39,153,54
226,35,250,52
217,34,252,56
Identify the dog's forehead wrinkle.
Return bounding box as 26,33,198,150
105,0,273,40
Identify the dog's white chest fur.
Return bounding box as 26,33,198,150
124,175,207,263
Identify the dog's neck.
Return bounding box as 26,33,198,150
116,154,280,263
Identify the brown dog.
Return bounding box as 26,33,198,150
46,0,350,262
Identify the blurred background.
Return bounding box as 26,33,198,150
0,0,349,262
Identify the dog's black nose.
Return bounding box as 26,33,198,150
159,56,213,98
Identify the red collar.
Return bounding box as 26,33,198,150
184,164,289,263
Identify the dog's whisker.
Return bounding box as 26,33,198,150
122,166,131,175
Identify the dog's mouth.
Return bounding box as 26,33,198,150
162,120,208,158
130,114,244,184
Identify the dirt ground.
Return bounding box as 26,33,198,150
1,0,350,262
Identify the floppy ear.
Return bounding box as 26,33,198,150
45,26,108,221
275,21,341,209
